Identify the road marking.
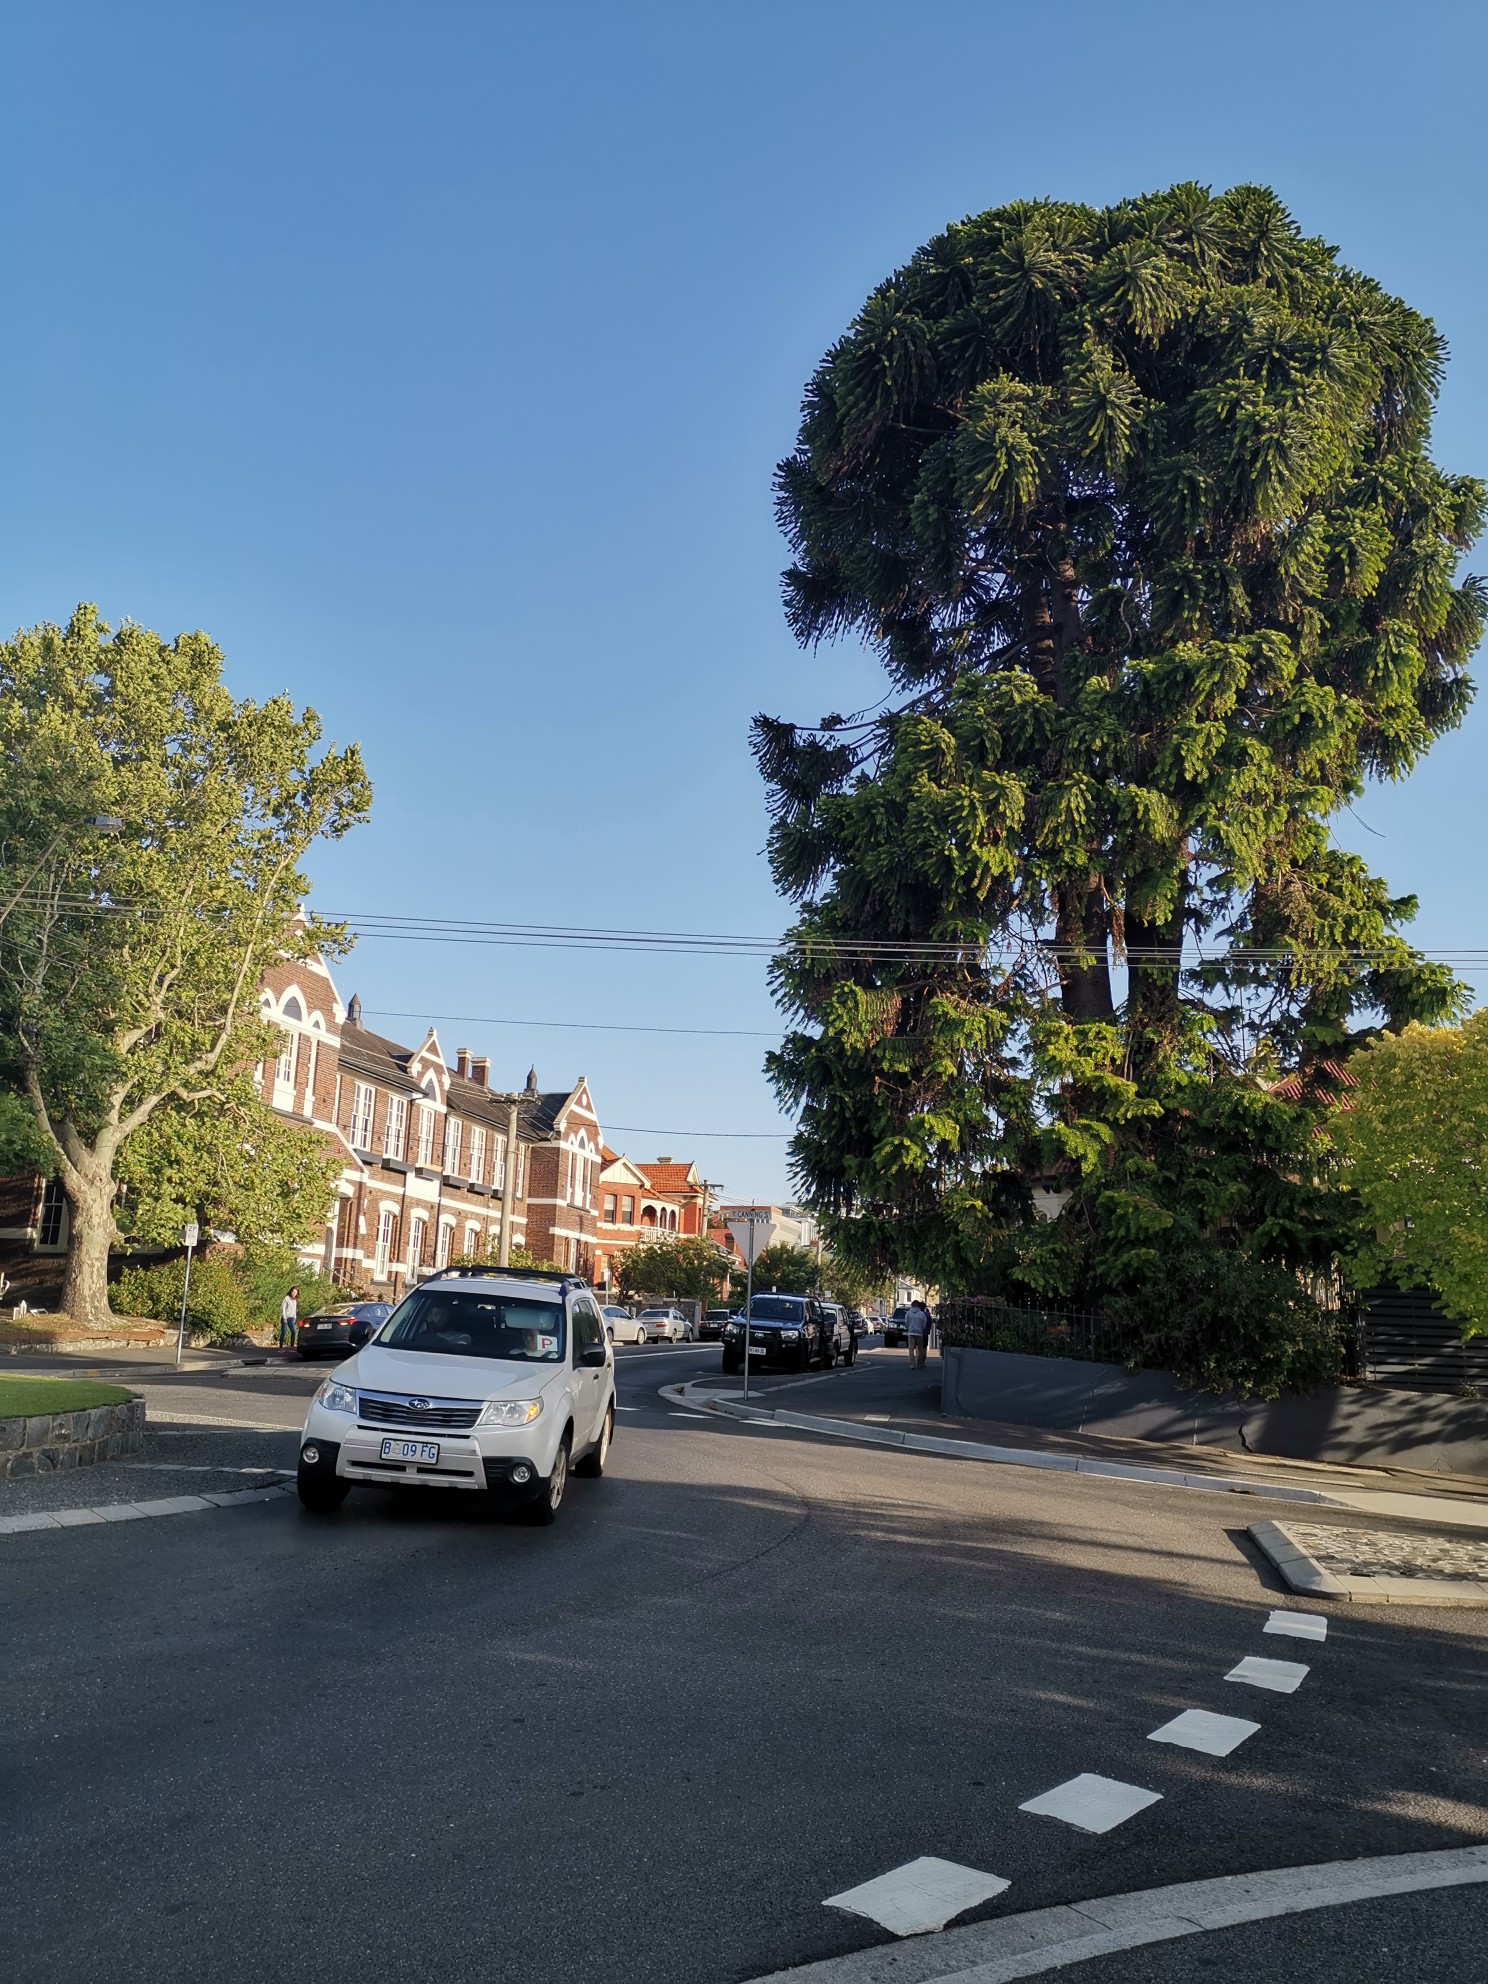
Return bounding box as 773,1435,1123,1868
668,1411,709,1419
1019,1773,1162,1834
1148,1708,1260,1756
825,1857,1010,1936
1226,1654,1309,1693
1265,1608,1328,1641
740,1845,1488,1983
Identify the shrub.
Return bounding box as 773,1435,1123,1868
113,1255,254,1342
232,1243,343,1328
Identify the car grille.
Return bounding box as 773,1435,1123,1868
356,1392,482,1431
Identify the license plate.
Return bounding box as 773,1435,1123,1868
381,1438,440,1464
316,1322,332,1330
748,1345,766,1356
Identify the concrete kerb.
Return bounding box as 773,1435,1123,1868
0,1481,294,1538
1248,1517,1488,1607
661,1382,1337,1508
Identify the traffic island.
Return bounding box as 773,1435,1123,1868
0,1378,145,1478
1249,1518,1488,1606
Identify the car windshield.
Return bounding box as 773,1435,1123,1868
638,1309,670,1318
373,1287,565,1362
747,1296,805,1322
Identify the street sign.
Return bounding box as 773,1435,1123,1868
176,1224,200,1366
181,1222,200,1249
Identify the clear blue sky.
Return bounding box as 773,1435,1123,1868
3,2,1485,1201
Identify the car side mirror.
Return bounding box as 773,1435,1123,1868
347,1321,371,1348
580,1344,608,1367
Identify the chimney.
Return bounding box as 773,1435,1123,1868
470,1056,490,1088
456,1047,471,1079
346,993,362,1026
656,1155,672,1164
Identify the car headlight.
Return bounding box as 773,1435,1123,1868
723,1324,741,1338
478,1397,543,1428
316,1377,356,1414
782,1329,800,1340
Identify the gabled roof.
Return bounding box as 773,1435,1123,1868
638,1161,701,1195
445,1068,523,1129
600,1152,651,1190
337,1023,427,1099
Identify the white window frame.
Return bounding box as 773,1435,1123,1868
349,1081,376,1151
468,1125,486,1186
374,1207,396,1280
436,1217,455,1269
408,1215,428,1275
416,1105,436,1168
463,1221,481,1260
383,1095,407,1161
494,1135,507,1190
443,1116,462,1177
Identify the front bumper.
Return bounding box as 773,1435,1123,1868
297,1324,354,1354
300,1403,552,1497
727,1333,808,1366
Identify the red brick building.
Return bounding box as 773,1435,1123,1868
257,957,604,1291
593,1151,712,1292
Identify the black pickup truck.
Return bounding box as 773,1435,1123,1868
721,1294,849,1374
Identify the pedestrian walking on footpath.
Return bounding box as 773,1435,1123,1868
905,1296,931,1370
278,1285,299,1353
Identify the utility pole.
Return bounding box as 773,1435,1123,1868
498,1094,521,1266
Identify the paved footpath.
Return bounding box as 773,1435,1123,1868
4,1345,1484,1982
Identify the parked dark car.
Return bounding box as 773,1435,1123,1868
721,1294,839,1374
817,1302,857,1365
699,1307,734,1342
882,1305,910,1348
295,1300,391,1359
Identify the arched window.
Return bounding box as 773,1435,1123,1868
282,995,304,1021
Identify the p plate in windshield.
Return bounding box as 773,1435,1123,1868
375,1287,566,1362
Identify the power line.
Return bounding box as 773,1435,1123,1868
362,1007,780,1040
9,893,1486,972
602,1123,792,1140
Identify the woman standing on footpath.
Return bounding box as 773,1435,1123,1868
278,1285,299,1354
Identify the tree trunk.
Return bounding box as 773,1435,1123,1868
1057,879,1114,1022
1125,911,1184,1067
59,1159,120,1330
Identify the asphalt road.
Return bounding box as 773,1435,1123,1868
3,1341,1485,1982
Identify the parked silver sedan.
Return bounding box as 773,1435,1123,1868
635,1306,692,1343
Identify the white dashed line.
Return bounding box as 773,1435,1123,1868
824,1857,1010,1936
1265,1608,1328,1641
1019,1773,1163,1834
1148,1708,1261,1756
1226,1654,1310,1693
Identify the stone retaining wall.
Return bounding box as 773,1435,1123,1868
0,1397,145,1478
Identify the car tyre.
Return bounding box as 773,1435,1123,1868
525,1437,570,1524
297,1472,349,1513
820,1340,836,1371
843,1336,857,1366
721,1350,740,1374
574,1404,613,1478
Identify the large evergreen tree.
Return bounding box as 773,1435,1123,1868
757,185,1483,1353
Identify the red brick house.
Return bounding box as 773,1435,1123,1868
257,957,606,1291
593,1150,712,1292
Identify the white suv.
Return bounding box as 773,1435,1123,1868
296,1268,616,1525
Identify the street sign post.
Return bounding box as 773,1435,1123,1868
175,1222,199,1368
736,1209,770,1403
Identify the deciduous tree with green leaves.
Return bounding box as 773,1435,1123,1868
758,184,1483,1361
1334,1012,1488,1338
0,607,370,1327
618,1236,731,1303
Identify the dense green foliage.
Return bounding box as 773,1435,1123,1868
758,184,1483,1381
0,606,370,1326
113,1244,343,1342
744,1242,823,1295
1334,1012,1488,1336
114,1076,342,1251
618,1237,731,1302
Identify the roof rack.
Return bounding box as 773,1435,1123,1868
435,1264,574,1286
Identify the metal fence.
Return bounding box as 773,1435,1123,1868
936,1297,1137,1367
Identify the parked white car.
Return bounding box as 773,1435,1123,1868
635,1306,692,1343
296,1268,616,1526
603,1305,645,1344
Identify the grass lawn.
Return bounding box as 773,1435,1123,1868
0,1376,136,1417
